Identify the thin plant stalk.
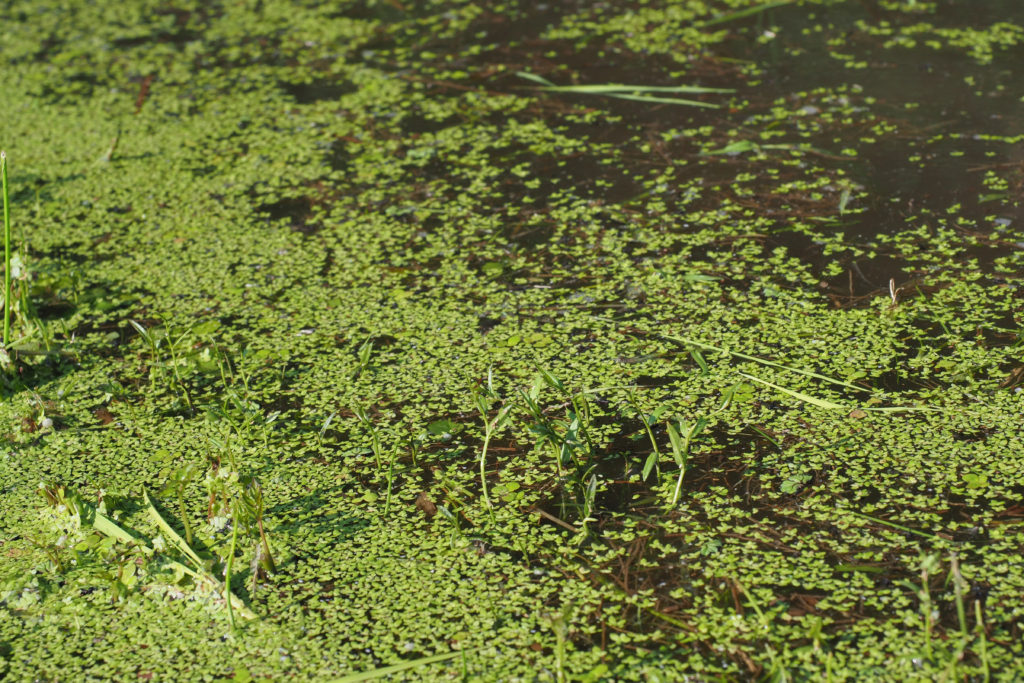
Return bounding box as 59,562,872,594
477,401,511,511
384,446,397,515
975,600,990,682
163,325,194,412
225,509,239,631
627,390,662,479
252,481,275,573
2,151,11,347
474,369,512,512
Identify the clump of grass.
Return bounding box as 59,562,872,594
519,369,600,529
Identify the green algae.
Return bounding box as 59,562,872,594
1,0,1023,680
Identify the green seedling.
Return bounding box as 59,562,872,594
472,367,513,512
733,579,789,680
627,389,670,481
205,386,280,450
521,370,599,526
898,553,942,662
520,377,564,477
202,466,276,625
355,336,373,378
975,600,990,682
544,601,575,683
352,404,384,470
383,445,400,515
317,412,337,447
666,416,708,506
0,151,53,369
129,318,195,412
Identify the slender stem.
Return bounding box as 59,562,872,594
257,515,275,573
225,511,239,631
177,488,193,546
671,468,686,506
2,151,11,347
975,600,990,682
479,427,492,509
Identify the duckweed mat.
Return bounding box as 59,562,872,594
1,0,1022,680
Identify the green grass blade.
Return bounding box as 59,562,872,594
849,511,944,542
700,0,794,27
863,405,942,413
92,506,241,605
516,72,733,94
327,649,469,682
93,509,147,547
662,334,865,392
739,372,846,410
515,73,729,107
543,84,733,95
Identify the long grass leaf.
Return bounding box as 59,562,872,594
849,511,945,541
863,405,942,413
516,72,733,94
739,372,846,410
327,650,469,682
662,334,865,391
93,510,147,547
542,84,733,94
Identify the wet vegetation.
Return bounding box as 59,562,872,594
1,0,1022,680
